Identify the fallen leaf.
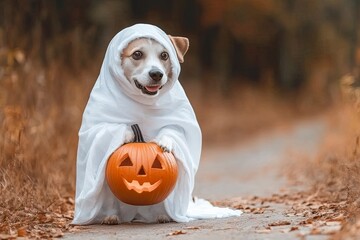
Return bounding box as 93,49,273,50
268,221,291,227
251,208,265,214
17,227,27,237
167,230,186,236
68,226,90,232
280,226,299,233
234,204,245,210
184,226,200,230
66,197,75,205
50,228,64,238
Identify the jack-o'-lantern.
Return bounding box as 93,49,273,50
106,124,178,205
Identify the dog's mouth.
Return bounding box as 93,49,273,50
134,80,163,96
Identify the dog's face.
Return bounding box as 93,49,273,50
121,38,172,96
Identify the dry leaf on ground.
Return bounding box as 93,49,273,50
280,226,299,233
184,226,200,230
268,221,291,227
167,230,187,236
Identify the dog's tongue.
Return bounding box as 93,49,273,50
145,85,161,92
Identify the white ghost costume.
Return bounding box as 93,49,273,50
72,24,242,225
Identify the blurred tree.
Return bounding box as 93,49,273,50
1,0,359,97
0,0,130,70
194,0,359,98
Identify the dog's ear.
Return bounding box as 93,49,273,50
168,35,189,63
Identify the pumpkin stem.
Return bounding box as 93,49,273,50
131,124,145,143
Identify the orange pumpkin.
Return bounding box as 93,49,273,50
106,124,178,206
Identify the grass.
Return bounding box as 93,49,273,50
287,75,360,239
0,60,94,238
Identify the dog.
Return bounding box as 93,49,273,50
73,24,235,226
101,36,189,225
121,38,173,152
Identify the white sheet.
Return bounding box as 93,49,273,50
72,24,241,224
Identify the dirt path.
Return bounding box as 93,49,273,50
64,119,328,240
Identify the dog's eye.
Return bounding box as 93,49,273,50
132,51,143,60
160,52,169,61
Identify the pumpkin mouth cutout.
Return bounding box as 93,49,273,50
123,179,162,193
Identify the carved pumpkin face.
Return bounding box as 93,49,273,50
106,125,178,206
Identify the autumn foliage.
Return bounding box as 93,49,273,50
1,0,360,238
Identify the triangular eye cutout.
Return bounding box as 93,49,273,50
151,156,163,169
119,154,133,167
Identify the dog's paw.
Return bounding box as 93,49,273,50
156,214,171,223
154,135,173,153
124,127,135,144
101,215,120,225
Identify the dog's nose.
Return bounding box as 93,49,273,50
149,70,163,82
